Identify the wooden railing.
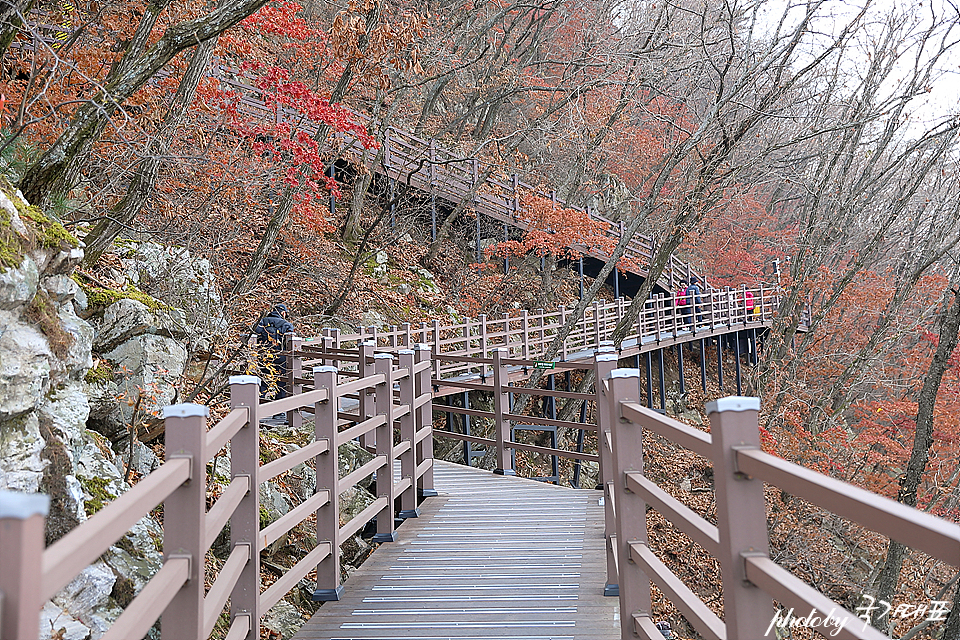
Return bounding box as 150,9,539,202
6,342,958,639
299,285,778,383
600,372,960,640
0,346,435,640
213,72,707,294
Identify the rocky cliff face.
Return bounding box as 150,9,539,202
0,183,380,640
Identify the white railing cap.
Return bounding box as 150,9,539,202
0,491,50,519
706,396,761,414
374,353,393,359
397,349,415,355
596,354,619,362
314,366,338,374
414,343,431,351
162,404,210,419
361,340,377,346
608,368,641,379
229,375,261,386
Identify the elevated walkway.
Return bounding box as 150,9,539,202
293,461,618,640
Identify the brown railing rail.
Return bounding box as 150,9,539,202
0,345,434,640
6,340,960,639
600,372,960,640
298,285,779,383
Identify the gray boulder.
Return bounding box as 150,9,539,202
94,298,188,352
0,255,38,310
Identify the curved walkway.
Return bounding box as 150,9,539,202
292,461,619,640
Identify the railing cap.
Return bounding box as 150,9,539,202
414,343,431,351
0,491,49,519
162,403,210,419
374,353,393,360
397,349,414,355
706,396,760,415
608,368,641,379
229,375,261,386
599,340,615,346
314,366,338,374
361,340,376,346
596,353,619,362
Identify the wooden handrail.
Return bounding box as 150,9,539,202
603,385,960,639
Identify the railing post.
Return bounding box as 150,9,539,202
706,397,773,637
397,350,419,519
414,344,438,497
759,283,766,321
286,334,303,429
373,353,397,542
359,341,377,450
560,305,569,360
479,314,488,359
0,492,48,640
605,369,652,638
402,322,412,348
593,354,619,597
227,377,260,638
593,301,601,347
313,366,343,601
162,403,208,640
520,310,530,359
492,348,514,475
431,319,441,379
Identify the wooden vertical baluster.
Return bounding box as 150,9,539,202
492,349,514,475
373,354,397,543
228,376,260,636
0,492,48,640
161,403,208,640
707,397,773,638
414,344,438,498
397,350,419,519
312,366,342,601
594,353,619,598
605,368,652,638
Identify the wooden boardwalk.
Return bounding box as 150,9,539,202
293,461,619,640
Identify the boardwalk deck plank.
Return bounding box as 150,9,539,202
293,461,620,640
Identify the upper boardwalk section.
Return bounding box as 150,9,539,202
301,285,783,389
292,461,619,640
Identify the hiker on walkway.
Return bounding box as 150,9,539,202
745,288,755,319
676,278,692,327
687,276,704,325
255,303,295,400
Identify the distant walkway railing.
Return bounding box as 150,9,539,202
301,284,782,380
215,72,707,295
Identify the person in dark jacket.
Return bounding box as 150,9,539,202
687,276,704,325
254,304,295,400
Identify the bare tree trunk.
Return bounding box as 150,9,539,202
873,282,960,632
16,0,269,206
0,0,37,58
82,25,218,264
